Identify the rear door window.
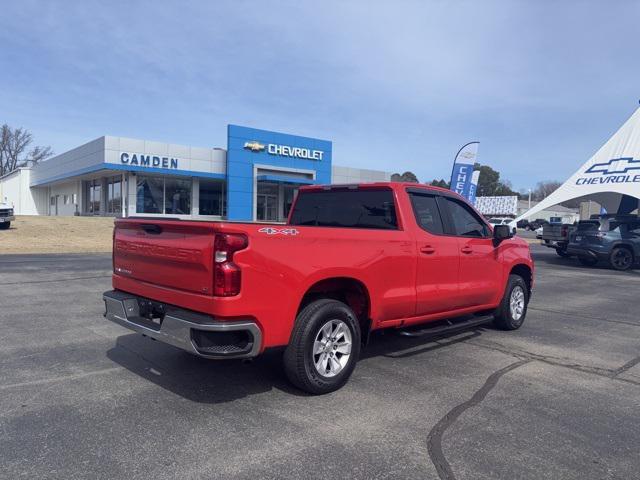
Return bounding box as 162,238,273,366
289,189,398,230
408,192,444,234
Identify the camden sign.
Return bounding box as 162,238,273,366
120,152,179,169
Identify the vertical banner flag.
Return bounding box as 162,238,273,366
450,141,479,199
467,169,480,205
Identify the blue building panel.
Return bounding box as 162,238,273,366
226,125,332,221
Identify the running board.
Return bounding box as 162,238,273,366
397,315,494,338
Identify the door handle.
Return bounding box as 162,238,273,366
461,246,473,254
420,245,436,254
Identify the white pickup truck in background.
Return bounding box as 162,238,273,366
541,216,577,257
0,202,15,230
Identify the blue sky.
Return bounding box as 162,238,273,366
1,0,639,191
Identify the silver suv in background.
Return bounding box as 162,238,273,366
567,216,640,270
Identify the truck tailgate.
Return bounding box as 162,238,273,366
113,219,216,295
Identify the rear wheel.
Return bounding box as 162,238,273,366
609,247,634,271
493,274,529,330
578,256,598,267
284,299,361,394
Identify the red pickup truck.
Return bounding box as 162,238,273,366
104,183,533,394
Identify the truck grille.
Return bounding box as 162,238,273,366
0,209,13,217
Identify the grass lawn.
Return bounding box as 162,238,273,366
0,216,115,254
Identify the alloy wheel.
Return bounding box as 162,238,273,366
312,319,352,378
509,286,525,322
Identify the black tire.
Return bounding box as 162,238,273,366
578,256,598,267
609,246,634,271
493,274,529,330
284,299,361,394
555,248,570,258
0,222,9,230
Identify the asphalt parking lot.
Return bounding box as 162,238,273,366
1,244,639,480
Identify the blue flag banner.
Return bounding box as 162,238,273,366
450,142,479,199
467,169,480,205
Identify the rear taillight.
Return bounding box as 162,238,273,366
213,233,248,296
561,225,569,237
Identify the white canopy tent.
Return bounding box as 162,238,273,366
516,107,640,222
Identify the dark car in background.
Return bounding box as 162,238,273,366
567,216,640,270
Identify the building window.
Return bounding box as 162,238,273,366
84,180,101,214
63,195,69,205
136,176,163,214
282,185,298,221
164,178,191,215
107,176,122,215
136,175,191,215
199,179,226,216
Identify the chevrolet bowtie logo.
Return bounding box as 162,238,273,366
585,157,640,175
244,141,265,152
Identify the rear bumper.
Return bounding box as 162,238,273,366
566,245,608,261
541,239,567,249
103,290,262,359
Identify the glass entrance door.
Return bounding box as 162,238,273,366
256,182,278,221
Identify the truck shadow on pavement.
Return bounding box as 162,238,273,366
106,334,303,403
107,327,488,402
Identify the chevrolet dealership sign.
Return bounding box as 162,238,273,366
244,141,324,160
515,107,640,222
576,157,640,185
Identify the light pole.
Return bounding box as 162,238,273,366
528,188,532,209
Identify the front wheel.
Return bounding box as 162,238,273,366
0,222,9,230
284,299,361,394
555,248,570,258
493,274,529,330
610,247,634,271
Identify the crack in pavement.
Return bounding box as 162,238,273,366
427,360,531,480
0,366,122,391
528,306,640,327
0,274,111,285
468,339,640,385
612,355,640,377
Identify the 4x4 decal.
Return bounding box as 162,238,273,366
258,227,300,236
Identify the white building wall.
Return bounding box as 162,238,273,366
0,168,45,215
49,181,81,216
332,165,391,184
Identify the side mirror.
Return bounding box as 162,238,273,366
493,224,512,241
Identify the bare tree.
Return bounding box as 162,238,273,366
532,180,562,201
0,124,53,175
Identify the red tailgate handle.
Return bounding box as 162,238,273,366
420,245,436,254
141,224,163,235
461,246,473,254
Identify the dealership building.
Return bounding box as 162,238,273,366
0,125,390,222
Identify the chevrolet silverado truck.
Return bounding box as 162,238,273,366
104,183,534,394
